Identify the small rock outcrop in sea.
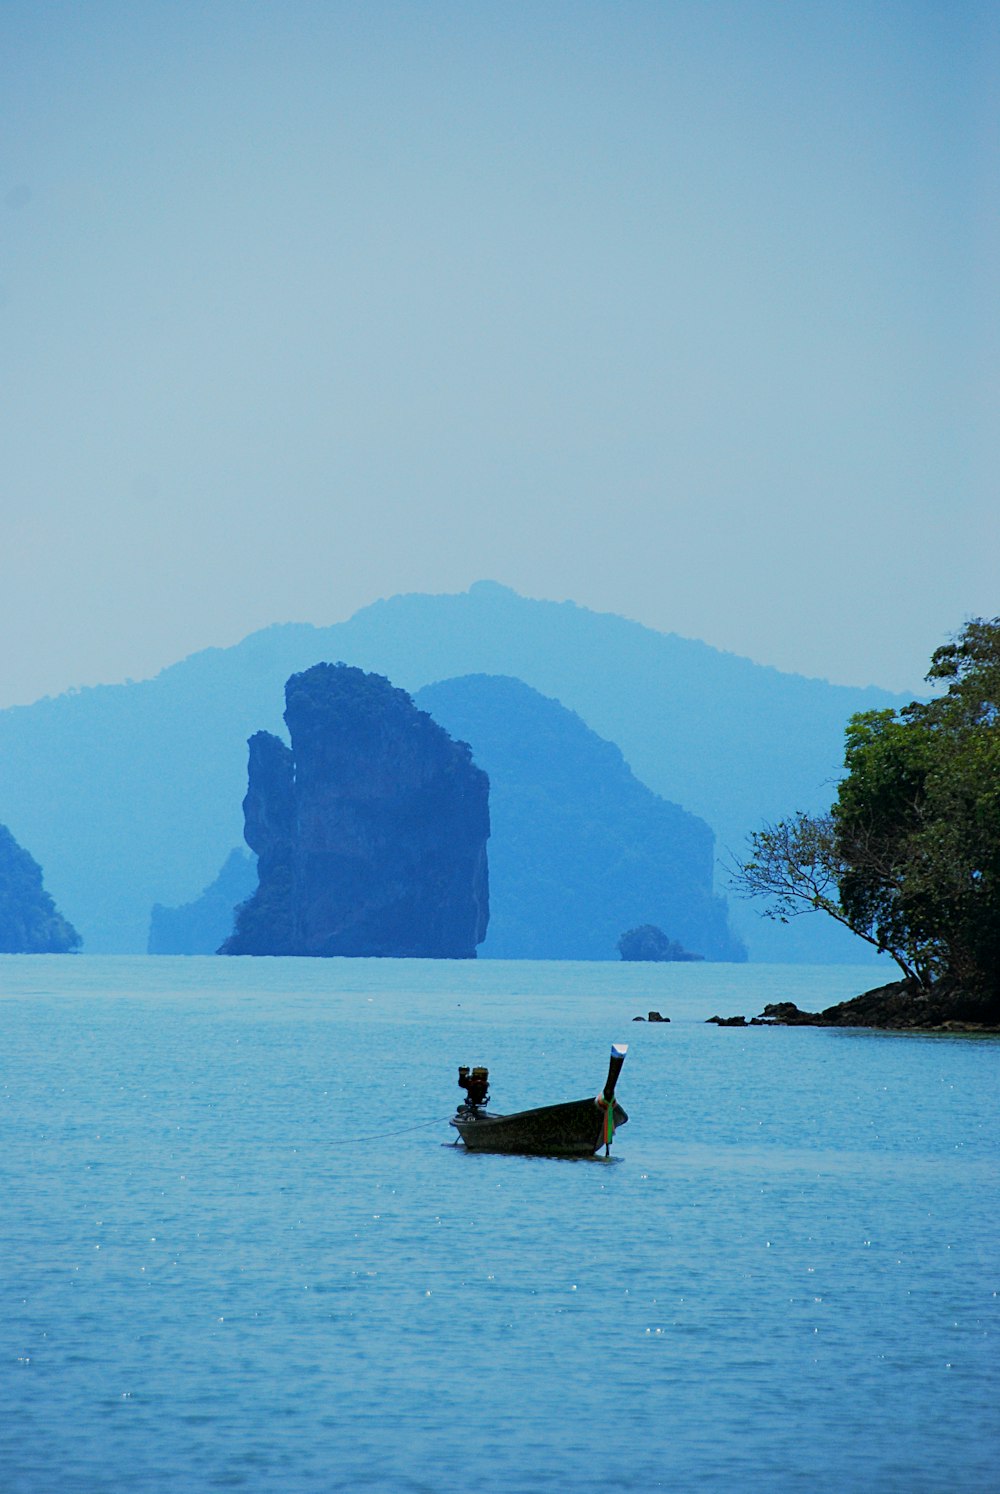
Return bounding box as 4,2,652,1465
706,1014,747,1026
148,849,257,955
757,979,1000,1032
0,822,80,953
221,664,490,958
618,924,704,962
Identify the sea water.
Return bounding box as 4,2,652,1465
1,957,996,1493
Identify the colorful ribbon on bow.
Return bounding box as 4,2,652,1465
595,1092,615,1150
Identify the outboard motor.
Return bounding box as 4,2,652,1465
457,1065,490,1110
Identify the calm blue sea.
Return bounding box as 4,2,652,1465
1,956,996,1494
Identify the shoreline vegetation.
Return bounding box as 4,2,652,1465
731,618,1000,1034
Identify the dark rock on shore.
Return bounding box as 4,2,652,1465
221,664,490,958
758,979,1000,1032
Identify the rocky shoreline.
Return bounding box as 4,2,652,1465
708,978,1000,1033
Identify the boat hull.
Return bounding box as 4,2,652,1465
450,1097,628,1156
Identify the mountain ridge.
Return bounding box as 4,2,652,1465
415,673,744,962
0,582,910,958
15,583,903,709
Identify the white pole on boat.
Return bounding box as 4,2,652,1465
600,1043,628,1154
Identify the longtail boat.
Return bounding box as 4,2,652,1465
449,1044,628,1156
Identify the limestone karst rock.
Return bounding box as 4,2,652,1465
0,583,912,958
221,664,490,957
0,822,80,952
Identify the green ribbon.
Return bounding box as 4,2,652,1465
597,1092,614,1148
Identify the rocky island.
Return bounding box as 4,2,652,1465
0,823,80,953
221,664,490,957
618,924,704,962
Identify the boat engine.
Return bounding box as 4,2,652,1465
457,1065,490,1109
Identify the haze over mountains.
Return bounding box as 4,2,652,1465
147,673,745,962
149,849,255,956
0,582,910,959
416,675,744,962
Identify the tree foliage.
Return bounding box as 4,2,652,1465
733,619,1000,1009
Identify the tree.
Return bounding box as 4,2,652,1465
732,810,915,971
732,620,1000,1010
835,620,1000,998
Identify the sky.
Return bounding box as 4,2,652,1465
2,0,997,708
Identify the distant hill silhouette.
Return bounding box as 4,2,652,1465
0,582,909,957
415,675,744,961
148,849,256,955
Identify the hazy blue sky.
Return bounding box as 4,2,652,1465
2,1,996,707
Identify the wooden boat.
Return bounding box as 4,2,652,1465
449,1044,628,1156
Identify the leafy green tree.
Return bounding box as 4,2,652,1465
836,619,1000,998
734,619,1000,1011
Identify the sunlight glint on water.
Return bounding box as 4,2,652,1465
1,956,997,1494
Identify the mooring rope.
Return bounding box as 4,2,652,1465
333,1113,457,1145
